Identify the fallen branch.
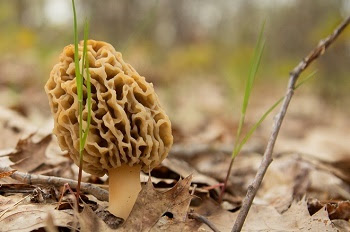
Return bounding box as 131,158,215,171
0,166,108,201
188,212,220,232
232,16,350,232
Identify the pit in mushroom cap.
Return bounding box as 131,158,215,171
45,40,173,177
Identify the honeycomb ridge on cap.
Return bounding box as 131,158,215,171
45,40,173,176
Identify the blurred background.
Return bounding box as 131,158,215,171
1,2,350,227
0,0,349,141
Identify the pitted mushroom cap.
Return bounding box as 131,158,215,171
45,40,173,176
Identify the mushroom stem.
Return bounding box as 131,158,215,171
108,164,141,220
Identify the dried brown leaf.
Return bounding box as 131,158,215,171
122,175,193,231
73,175,194,232
9,133,52,172
327,201,350,221
259,155,311,212
0,195,74,231
199,199,338,232
0,106,37,149
308,199,350,221
77,204,113,232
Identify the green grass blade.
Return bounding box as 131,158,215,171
235,96,283,157
71,0,90,201
241,22,266,115
81,20,91,148
72,0,83,152
295,70,317,89
72,0,82,100
232,22,266,157
221,22,266,202
81,22,88,81
233,70,317,157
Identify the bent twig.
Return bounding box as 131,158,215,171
232,16,350,232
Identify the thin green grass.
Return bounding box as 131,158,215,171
235,70,317,155
232,22,266,158
219,22,316,202
72,0,92,199
218,22,266,202
81,21,92,149
295,70,317,89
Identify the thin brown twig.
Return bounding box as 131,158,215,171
188,212,220,232
232,16,350,232
0,165,108,201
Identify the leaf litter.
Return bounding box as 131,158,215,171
1,97,350,231
199,198,338,232
8,133,52,173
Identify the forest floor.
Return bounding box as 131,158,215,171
0,79,349,231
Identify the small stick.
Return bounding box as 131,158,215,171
0,166,108,201
232,16,350,232
188,212,220,232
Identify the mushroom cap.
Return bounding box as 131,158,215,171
45,40,173,176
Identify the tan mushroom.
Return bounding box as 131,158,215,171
45,40,173,219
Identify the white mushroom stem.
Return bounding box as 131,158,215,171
108,164,142,220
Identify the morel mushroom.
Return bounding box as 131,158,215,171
45,40,173,219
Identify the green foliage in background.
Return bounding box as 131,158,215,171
0,1,348,112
